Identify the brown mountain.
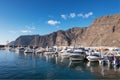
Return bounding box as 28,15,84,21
83,14,120,47
14,14,120,47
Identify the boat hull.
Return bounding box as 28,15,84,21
69,54,85,61
87,56,100,61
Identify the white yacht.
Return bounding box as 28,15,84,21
15,47,25,53
44,47,56,55
58,48,73,62
87,52,101,61
35,47,44,54
24,46,33,53
59,48,73,59
69,48,86,61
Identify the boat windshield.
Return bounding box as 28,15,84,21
74,52,84,54
19,48,24,50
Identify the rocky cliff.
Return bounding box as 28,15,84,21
83,14,120,47
14,14,120,47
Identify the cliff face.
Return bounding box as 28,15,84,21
14,14,120,47
83,14,120,47
14,27,87,47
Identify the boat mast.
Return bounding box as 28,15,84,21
99,33,103,58
34,35,37,48
6,40,9,49
34,35,36,48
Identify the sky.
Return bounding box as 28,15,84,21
0,0,120,44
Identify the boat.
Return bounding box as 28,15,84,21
24,46,33,53
87,52,101,61
35,47,44,54
69,48,86,61
15,47,25,53
104,51,116,64
59,48,73,59
44,46,56,55
58,48,73,62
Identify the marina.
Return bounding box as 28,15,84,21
0,0,120,79
0,47,120,79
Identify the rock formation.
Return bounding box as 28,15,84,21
14,14,120,47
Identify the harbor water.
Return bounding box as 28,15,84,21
0,50,120,79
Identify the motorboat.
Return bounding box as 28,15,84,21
24,46,33,53
15,47,25,53
69,49,86,61
35,47,44,54
59,48,73,59
87,52,101,61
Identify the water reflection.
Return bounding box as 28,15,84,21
86,61,120,79
43,54,120,75
1,50,120,79
44,54,54,62
100,65,105,76
20,53,120,79
86,62,99,73
68,61,86,72
55,56,61,64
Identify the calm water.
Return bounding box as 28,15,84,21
0,50,120,79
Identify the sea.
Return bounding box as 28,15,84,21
0,50,120,79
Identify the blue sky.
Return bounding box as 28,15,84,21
0,0,120,44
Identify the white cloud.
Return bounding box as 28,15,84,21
78,12,93,18
84,12,93,18
70,13,76,18
60,12,93,20
21,30,31,33
77,13,83,17
47,20,60,26
61,14,67,20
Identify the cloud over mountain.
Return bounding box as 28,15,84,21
47,20,61,26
